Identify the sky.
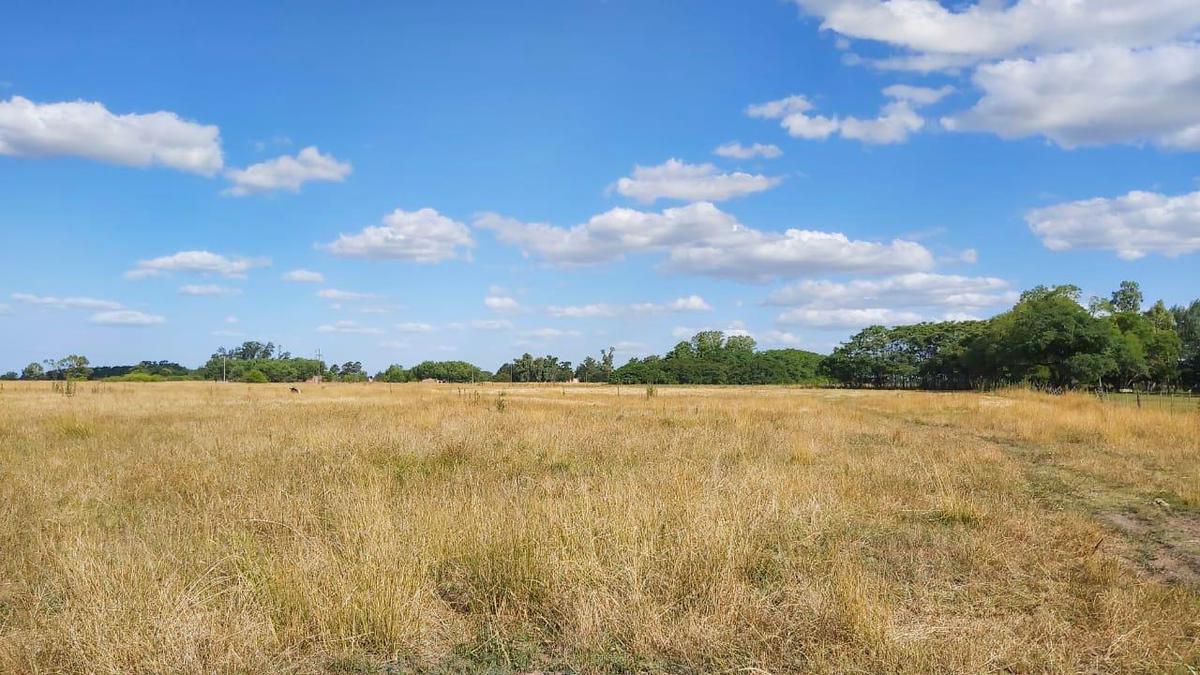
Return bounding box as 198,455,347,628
2,0,1199,374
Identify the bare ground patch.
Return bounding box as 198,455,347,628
1098,507,1200,586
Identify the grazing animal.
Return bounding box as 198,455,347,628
289,387,300,394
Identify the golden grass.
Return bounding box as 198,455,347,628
1,381,1198,673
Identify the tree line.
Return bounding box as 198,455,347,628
5,280,1196,392
825,281,1199,392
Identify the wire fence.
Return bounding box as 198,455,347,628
1098,391,1200,414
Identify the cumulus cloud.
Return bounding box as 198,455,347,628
785,3,1200,148
522,327,582,340
282,268,325,283
546,303,620,318
759,330,808,347
942,44,1200,149
126,251,269,280
484,294,521,312
224,146,351,196
395,322,434,333
672,320,753,339
317,288,376,301
178,284,240,296
632,295,715,313
0,96,222,174
747,95,840,139
749,86,952,145
612,158,781,203
767,272,1016,330
548,295,712,318
778,307,924,328
90,310,166,326
792,0,1200,65
766,273,1016,310
478,201,932,280
1025,188,1200,259
471,319,514,331
713,142,783,160
12,293,123,310
316,320,382,334
323,207,473,262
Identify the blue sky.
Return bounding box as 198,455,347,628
2,1,1198,373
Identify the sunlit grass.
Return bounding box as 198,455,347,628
0,381,1197,672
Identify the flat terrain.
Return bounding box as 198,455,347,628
1,382,1198,673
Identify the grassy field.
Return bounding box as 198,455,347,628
1,382,1198,673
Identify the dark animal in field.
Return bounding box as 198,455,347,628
290,387,300,394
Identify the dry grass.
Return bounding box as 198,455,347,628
1,381,1198,673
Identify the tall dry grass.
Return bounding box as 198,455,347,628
0,381,1197,673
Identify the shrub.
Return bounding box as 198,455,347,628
243,369,268,383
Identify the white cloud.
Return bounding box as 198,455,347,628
613,158,781,203
361,304,403,315
316,320,382,334
471,319,514,331
549,295,712,318
791,0,1200,64
478,201,932,280
282,269,324,283
178,284,240,296
958,248,979,264
777,307,924,329
225,315,239,324
665,227,934,282
317,288,376,301
0,96,222,174
942,44,1200,149
747,95,840,139
484,295,521,312
476,201,736,266
672,320,753,339
632,297,710,314
395,322,434,332
759,330,808,347
668,295,714,312
224,146,351,196
1025,188,1200,259
212,329,242,337
90,310,166,326
12,293,122,310
766,273,1016,311
713,142,783,160
546,303,621,318
522,327,582,340
323,207,473,262
126,251,269,280
749,86,952,145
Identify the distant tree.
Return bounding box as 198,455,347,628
1173,300,1200,391
243,369,268,383
46,355,92,381
410,360,489,383
1,371,18,380
376,364,411,383
21,362,45,380
1111,280,1143,314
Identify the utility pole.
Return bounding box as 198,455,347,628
222,354,227,383
315,348,323,384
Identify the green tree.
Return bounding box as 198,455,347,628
21,362,45,380
376,364,411,383
243,369,268,383
1111,280,1143,314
